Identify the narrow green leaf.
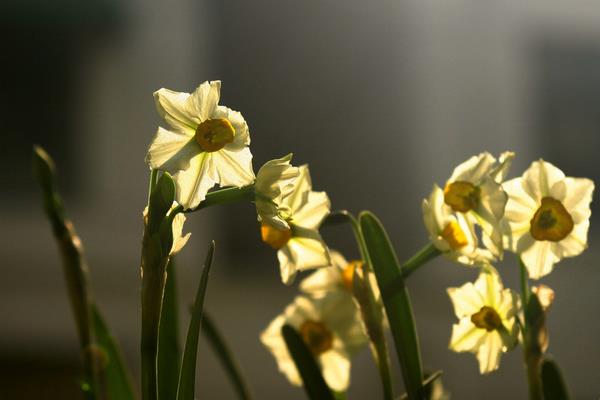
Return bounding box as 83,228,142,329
541,358,570,400
202,313,253,400
92,306,137,400
398,370,444,400
281,324,334,400
158,259,181,400
176,241,215,400
359,211,424,400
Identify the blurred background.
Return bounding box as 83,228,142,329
2,0,600,398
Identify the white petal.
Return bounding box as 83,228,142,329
447,284,484,318
449,318,487,353
476,332,504,374
260,315,303,387
520,240,558,279
284,165,313,214
522,160,565,201
212,147,255,188
553,220,589,258
293,191,331,230
448,152,495,184
154,88,199,131
489,151,515,183
189,80,221,121
286,234,331,272
320,350,351,392
278,247,298,285
173,152,217,209
299,250,346,296
255,154,299,201
145,127,199,172
170,211,191,255
563,177,594,215
473,269,503,309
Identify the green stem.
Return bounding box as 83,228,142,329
346,214,394,400
519,258,542,400
380,243,440,300
400,243,440,279
147,169,159,205
185,185,255,212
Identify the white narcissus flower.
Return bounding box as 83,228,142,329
143,203,191,255
444,152,514,257
503,160,594,279
260,165,331,284
447,268,519,374
260,293,368,392
255,154,300,230
146,81,255,209
423,184,493,266
299,250,359,297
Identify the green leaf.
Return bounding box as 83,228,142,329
541,358,570,400
281,324,334,400
148,172,175,234
158,259,181,400
176,241,215,400
202,313,253,400
92,306,137,400
359,211,424,400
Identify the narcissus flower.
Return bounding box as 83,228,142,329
503,160,594,279
423,185,493,265
260,165,331,284
255,154,300,231
143,203,191,255
447,269,519,374
444,152,514,257
146,81,255,209
299,250,361,297
260,293,368,391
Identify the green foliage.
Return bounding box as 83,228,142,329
202,313,254,400
158,260,181,400
281,324,334,400
176,241,215,400
360,211,424,400
541,358,570,400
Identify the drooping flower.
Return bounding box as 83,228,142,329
260,293,368,391
255,154,300,231
260,165,331,284
146,81,255,209
443,152,514,257
143,202,191,255
447,268,519,374
422,184,493,265
502,160,594,279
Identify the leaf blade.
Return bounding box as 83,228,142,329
359,211,424,399
202,313,254,400
281,324,334,400
541,358,570,400
158,259,181,400
176,241,215,400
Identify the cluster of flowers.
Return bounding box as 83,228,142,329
424,152,593,374
145,80,594,391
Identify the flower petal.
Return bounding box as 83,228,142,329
563,177,594,216
449,318,487,353
320,350,351,392
154,88,199,132
285,165,312,214
173,152,217,209
189,80,221,121
522,160,565,201
293,191,331,230
476,332,504,374
212,147,255,188
520,240,558,279
447,284,484,318
448,152,495,184
145,127,199,173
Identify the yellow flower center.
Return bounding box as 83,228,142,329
342,261,361,291
529,197,574,242
299,320,333,356
444,181,480,213
471,306,502,332
260,223,292,249
195,118,235,152
441,220,469,250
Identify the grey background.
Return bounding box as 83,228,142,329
2,0,600,398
